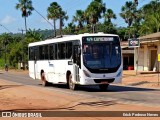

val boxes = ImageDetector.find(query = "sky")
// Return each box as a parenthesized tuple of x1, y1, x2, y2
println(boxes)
(0, 0, 151, 34)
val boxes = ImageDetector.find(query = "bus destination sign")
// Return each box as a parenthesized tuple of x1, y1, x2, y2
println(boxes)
(83, 37, 114, 42)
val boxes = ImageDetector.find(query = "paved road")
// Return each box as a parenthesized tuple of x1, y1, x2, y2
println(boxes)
(1, 72, 160, 107)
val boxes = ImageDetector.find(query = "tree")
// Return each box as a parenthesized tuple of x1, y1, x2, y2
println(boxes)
(0, 33, 14, 67)
(104, 9, 116, 23)
(120, 1, 138, 38)
(72, 10, 85, 29)
(8, 42, 23, 68)
(85, 0, 106, 33)
(47, 2, 61, 37)
(120, 1, 137, 27)
(134, 0, 138, 5)
(139, 11, 160, 35)
(15, 0, 34, 32)
(59, 10, 68, 36)
(25, 29, 43, 42)
(139, 0, 160, 35)
(96, 22, 117, 34)
(63, 23, 76, 34)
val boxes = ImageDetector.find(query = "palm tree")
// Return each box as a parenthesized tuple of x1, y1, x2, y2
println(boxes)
(120, 1, 138, 38)
(120, 1, 137, 27)
(59, 10, 68, 36)
(64, 23, 76, 34)
(47, 2, 61, 37)
(134, 0, 138, 5)
(139, 0, 160, 35)
(104, 9, 116, 23)
(139, 11, 160, 34)
(25, 29, 43, 42)
(72, 10, 85, 29)
(139, 21, 153, 35)
(15, 0, 34, 32)
(85, 0, 106, 33)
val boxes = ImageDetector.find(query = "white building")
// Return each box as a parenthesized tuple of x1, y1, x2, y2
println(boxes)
(134, 32, 160, 72)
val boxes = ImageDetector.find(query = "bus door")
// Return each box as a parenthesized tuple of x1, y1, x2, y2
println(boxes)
(73, 45, 81, 83)
(34, 46, 39, 79)
(47, 44, 55, 83)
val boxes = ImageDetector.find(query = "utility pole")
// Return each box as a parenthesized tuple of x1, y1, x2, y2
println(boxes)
(18, 29, 26, 70)
(18, 29, 25, 35)
(59, 15, 62, 37)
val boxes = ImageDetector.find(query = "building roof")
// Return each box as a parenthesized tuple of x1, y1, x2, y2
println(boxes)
(139, 32, 160, 41)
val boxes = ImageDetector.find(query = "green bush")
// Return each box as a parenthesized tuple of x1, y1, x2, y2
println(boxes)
(0, 58, 5, 69)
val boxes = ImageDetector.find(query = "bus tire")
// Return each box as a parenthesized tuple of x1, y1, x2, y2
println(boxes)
(99, 84, 109, 91)
(69, 74, 77, 90)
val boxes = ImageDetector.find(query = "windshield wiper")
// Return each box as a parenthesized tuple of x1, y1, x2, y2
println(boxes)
(109, 43, 112, 63)
(115, 46, 119, 63)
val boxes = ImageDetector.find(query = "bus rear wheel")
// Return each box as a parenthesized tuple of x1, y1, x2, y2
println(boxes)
(69, 74, 77, 90)
(99, 84, 109, 91)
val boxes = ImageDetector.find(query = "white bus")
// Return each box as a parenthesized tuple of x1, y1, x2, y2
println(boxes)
(28, 33, 122, 90)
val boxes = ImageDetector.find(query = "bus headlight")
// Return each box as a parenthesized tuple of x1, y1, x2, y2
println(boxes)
(83, 70, 91, 77)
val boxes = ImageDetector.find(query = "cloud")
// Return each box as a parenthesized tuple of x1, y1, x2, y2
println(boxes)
(0, 15, 16, 24)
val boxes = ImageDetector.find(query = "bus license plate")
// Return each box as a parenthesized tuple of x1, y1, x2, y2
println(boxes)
(101, 81, 108, 84)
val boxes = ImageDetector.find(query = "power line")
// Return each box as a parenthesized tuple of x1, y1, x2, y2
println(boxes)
(34, 8, 54, 28)
(0, 24, 12, 33)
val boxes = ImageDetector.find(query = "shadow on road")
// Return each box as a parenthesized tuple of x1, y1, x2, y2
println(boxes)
(1, 100, 117, 112)
(42, 82, 160, 92)
(78, 85, 160, 92)
(0, 85, 24, 90)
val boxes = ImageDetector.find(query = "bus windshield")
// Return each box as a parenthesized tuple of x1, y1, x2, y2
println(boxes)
(82, 36, 121, 72)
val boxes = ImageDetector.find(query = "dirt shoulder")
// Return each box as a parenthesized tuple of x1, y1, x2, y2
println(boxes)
(122, 70, 160, 89)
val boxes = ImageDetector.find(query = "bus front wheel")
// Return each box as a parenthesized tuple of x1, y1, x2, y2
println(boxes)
(99, 84, 109, 91)
(69, 74, 77, 90)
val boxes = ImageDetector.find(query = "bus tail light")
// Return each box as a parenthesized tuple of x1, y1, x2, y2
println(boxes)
(83, 70, 91, 77)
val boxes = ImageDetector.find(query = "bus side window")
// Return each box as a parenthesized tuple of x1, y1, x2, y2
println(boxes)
(39, 46, 44, 60)
(62, 43, 66, 59)
(44, 45, 48, 60)
(58, 43, 65, 59)
(29, 47, 34, 60)
(57, 43, 61, 59)
(34, 46, 39, 60)
(49, 44, 54, 60)
(66, 42, 72, 59)
(55, 44, 57, 59)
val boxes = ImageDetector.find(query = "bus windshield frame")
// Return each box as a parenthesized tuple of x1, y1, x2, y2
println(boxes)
(82, 36, 121, 73)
